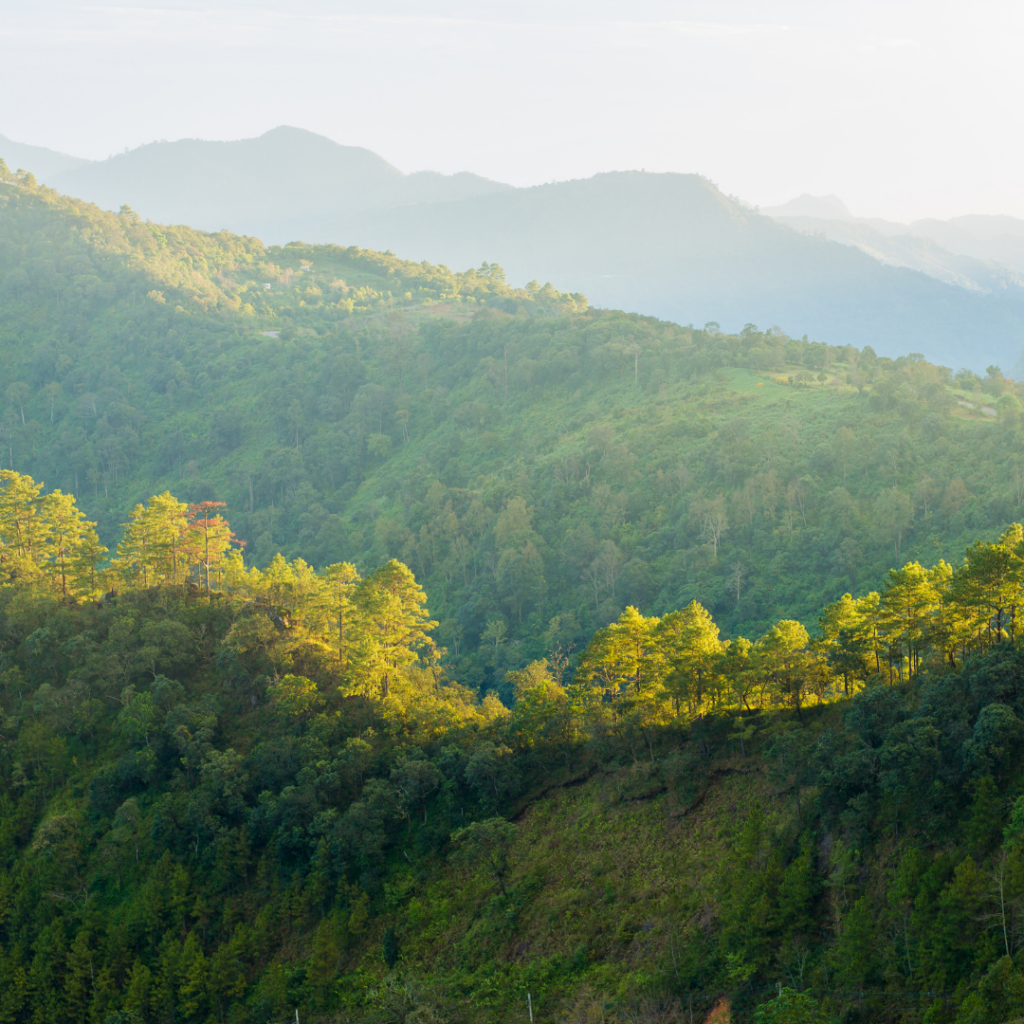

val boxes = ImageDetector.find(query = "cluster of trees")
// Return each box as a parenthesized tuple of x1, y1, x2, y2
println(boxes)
(17, 462, 1024, 741)
(248, 245, 589, 322)
(817, 524, 1024, 684)
(541, 524, 1024, 735)
(0, 470, 106, 598)
(758, 642, 1024, 1022)
(572, 601, 818, 726)
(0, 470, 441, 703)
(0, 470, 251, 602)
(0, 485, 511, 1020)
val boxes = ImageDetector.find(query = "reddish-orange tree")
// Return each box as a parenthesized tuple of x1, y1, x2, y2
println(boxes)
(185, 502, 243, 594)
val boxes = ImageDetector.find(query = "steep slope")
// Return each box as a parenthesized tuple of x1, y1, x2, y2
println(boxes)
(47, 126, 512, 239)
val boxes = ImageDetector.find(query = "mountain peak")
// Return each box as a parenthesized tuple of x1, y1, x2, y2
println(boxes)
(762, 193, 854, 220)
(0, 132, 91, 179)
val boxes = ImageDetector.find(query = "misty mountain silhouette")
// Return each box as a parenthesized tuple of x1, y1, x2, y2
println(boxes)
(764, 193, 1024, 286)
(909, 216, 1024, 273)
(341, 171, 1024, 372)
(0, 133, 90, 180)
(762, 193, 856, 221)
(5, 126, 1024, 371)
(39, 127, 512, 240)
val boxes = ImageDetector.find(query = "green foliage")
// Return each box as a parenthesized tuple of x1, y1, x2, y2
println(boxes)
(450, 817, 518, 897)
(1, 511, 1024, 1019)
(753, 989, 830, 1024)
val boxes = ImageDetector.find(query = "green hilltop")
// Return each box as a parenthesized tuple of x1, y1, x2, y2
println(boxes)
(5, 167, 1024, 1022)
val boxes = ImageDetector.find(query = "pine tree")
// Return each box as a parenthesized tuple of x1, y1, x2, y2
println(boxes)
(176, 931, 209, 1020)
(755, 620, 811, 716)
(575, 607, 661, 701)
(323, 561, 362, 674)
(184, 501, 241, 594)
(950, 524, 1024, 646)
(880, 561, 942, 677)
(38, 490, 106, 599)
(659, 601, 724, 717)
(122, 959, 153, 1020)
(354, 559, 437, 699)
(0, 470, 45, 585)
(817, 593, 872, 696)
(114, 492, 188, 589)
(62, 929, 95, 1024)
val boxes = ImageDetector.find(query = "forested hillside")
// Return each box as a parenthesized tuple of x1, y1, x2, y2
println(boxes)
(1, 164, 1023, 697)
(4, 469, 1024, 1022)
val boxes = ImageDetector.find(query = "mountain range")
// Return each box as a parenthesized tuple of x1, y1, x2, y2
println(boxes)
(5, 126, 1024, 373)
(763, 193, 1024, 289)
(0, 131, 90, 180)
(27, 126, 512, 240)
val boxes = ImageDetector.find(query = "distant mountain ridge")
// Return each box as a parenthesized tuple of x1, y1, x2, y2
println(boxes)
(0, 133, 91, 180)
(5, 127, 1024, 371)
(764, 192, 1024, 286)
(766, 213, 1024, 295)
(36, 126, 514, 240)
(762, 193, 859, 221)
(336, 170, 1024, 373)
(910, 215, 1024, 271)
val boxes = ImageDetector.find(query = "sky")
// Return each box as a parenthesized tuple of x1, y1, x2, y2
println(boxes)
(2, 0, 1023, 222)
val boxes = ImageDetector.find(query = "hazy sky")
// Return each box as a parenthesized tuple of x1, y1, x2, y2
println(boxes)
(3, 0, 1023, 222)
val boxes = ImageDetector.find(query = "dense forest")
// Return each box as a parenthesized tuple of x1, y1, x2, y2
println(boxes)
(1, 162, 1023, 698)
(3, 473, 1024, 1021)
(6, 164, 1024, 1022)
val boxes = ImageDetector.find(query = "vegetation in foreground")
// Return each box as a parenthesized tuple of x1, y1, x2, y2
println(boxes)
(4, 473, 1024, 1021)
